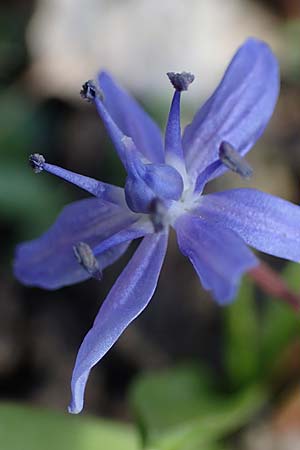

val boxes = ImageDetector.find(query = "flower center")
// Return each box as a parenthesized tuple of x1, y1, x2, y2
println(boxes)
(148, 178, 200, 232)
(124, 162, 184, 214)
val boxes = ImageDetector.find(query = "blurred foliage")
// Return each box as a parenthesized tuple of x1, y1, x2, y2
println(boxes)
(126, 262, 300, 450)
(225, 279, 260, 388)
(260, 262, 300, 373)
(282, 19, 300, 82)
(0, 403, 139, 450)
(130, 365, 265, 450)
(0, 6, 31, 84)
(225, 262, 300, 390)
(0, 91, 68, 239)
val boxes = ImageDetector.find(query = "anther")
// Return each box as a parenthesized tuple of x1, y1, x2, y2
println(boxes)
(73, 242, 102, 281)
(219, 141, 253, 179)
(149, 198, 167, 233)
(29, 153, 45, 173)
(167, 72, 194, 91)
(80, 80, 103, 102)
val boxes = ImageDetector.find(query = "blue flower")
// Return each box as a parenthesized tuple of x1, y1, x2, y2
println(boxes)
(14, 38, 300, 413)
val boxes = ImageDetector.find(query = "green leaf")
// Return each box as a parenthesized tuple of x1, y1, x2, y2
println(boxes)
(282, 261, 300, 292)
(130, 364, 216, 438)
(282, 19, 300, 82)
(224, 278, 260, 388)
(0, 92, 39, 158)
(130, 365, 266, 450)
(260, 262, 300, 373)
(0, 403, 140, 450)
(0, 163, 68, 237)
(149, 385, 265, 450)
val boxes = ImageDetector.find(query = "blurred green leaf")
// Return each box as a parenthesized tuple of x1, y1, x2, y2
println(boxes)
(282, 19, 300, 83)
(281, 261, 300, 292)
(260, 262, 300, 373)
(224, 278, 260, 388)
(0, 9, 29, 83)
(0, 403, 140, 450)
(0, 163, 68, 237)
(0, 92, 39, 158)
(0, 90, 70, 239)
(151, 385, 264, 450)
(130, 365, 265, 450)
(225, 264, 300, 386)
(130, 364, 216, 436)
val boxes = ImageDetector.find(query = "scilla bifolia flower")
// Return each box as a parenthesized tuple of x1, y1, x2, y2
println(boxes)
(14, 38, 300, 413)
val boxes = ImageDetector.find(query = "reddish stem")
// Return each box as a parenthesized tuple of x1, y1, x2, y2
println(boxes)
(248, 262, 300, 311)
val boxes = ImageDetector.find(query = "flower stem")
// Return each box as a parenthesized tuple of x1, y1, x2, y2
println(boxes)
(248, 262, 300, 311)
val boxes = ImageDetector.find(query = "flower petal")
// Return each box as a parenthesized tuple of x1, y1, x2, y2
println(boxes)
(175, 214, 258, 304)
(195, 188, 300, 263)
(14, 198, 139, 289)
(98, 71, 164, 164)
(68, 232, 168, 414)
(182, 38, 279, 179)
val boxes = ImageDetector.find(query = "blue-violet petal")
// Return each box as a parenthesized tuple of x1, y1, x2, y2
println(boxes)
(175, 214, 258, 304)
(98, 71, 164, 164)
(14, 198, 138, 289)
(68, 232, 168, 413)
(195, 188, 300, 262)
(182, 38, 279, 180)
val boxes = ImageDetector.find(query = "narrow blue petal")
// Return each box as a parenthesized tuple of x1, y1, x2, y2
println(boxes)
(14, 198, 138, 289)
(39, 159, 126, 205)
(194, 160, 222, 194)
(195, 188, 300, 262)
(68, 232, 168, 414)
(98, 71, 164, 164)
(175, 214, 258, 304)
(182, 38, 279, 180)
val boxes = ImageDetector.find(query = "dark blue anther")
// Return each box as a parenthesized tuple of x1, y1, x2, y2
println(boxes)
(219, 141, 253, 179)
(167, 72, 195, 91)
(29, 153, 45, 174)
(80, 80, 103, 102)
(73, 242, 102, 281)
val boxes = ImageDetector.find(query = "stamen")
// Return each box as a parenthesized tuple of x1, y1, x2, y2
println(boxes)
(194, 160, 222, 194)
(219, 141, 253, 179)
(80, 80, 104, 102)
(149, 198, 167, 232)
(29, 153, 124, 203)
(81, 81, 149, 172)
(93, 220, 153, 256)
(83, 81, 140, 169)
(73, 242, 102, 281)
(165, 72, 194, 171)
(167, 72, 194, 92)
(29, 153, 45, 173)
